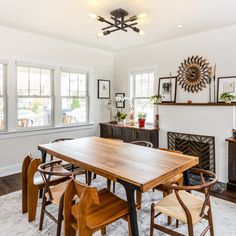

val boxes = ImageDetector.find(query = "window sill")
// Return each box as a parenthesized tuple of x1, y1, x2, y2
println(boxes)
(0, 123, 95, 140)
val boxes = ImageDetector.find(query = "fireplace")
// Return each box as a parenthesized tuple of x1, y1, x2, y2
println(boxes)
(167, 132, 215, 173)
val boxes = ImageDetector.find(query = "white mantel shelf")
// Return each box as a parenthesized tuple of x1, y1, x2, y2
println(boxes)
(155, 102, 236, 106)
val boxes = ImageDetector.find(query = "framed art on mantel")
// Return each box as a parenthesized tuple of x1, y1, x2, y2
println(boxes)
(158, 76, 177, 103)
(115, 93, 125, 108)
(98, 80, 110, 99)
(217, 76, 236, 103)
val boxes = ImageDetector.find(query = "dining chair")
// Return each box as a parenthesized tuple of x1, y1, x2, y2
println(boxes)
(37, 160, 87, 236)
(64, 176, 131, 236)
(107, 140, 153, 209)
(50, 138, 92, 184)
(150, 168, 217, 236)
(21, 154, 69, 222)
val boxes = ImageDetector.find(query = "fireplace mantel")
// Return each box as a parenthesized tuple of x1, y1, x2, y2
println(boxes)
(158, 104, 235, 183)
(155, 102, 236, 106)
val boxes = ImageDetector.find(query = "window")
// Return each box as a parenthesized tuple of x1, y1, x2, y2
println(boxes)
(0, 64, 6, 131)
(61, 71, 88, 125)
(131, 70, 155, 124)
(17, 65, 53, 128)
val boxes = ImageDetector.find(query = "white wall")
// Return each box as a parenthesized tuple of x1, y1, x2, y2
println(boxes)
(0, 26, 114, 176)
(114, 25, 236, 183)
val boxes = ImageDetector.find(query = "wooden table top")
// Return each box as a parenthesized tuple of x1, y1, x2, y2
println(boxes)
(38, 137, 198, 192)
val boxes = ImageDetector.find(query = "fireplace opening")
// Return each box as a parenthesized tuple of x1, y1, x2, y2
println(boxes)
(167, 131, 216, 186)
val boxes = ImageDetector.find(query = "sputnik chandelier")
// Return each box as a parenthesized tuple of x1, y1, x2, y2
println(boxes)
(89, 8, 147, 37)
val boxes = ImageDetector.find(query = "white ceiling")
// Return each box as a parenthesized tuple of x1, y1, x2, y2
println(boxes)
(0, 0, 236, 51)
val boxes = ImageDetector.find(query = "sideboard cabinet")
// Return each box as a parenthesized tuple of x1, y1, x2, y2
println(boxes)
(99, 122, 159, 148)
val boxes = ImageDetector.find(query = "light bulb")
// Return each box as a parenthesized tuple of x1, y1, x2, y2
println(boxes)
(139, 30, 145, 36)
(89, 13, 97, 19)
(138, 13, 147, 19)
(96, 32, 103, 38)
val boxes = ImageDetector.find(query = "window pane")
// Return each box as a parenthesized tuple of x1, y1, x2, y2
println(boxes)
(41, 69, 51, 96)
(79, 74, 87, 96)
(17, 98, 51, 127)
(134, 99, 154, 123)
(148, 72, 154, 96)
(17, 66, 29, 96)
(29, 68, 40, 96)
(62, 98, 87, 125)
(0, 64, 3, 95)
(70, 73, 78, 96)
(134, 74, 142, 97)
(0, 97, 4, 130)
(142, 73, 149, 97)
(61, 72, 69, 96)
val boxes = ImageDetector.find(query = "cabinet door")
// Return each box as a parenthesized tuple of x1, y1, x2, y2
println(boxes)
(100, 125, 112, 138)
(112, 127, 123, 139)
(135, 130, 150, 142)
(229, 143, 236, 182)
(123, 129, 135, 143)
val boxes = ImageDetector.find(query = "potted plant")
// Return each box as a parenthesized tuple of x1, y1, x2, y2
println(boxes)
(220, 92, 236, 103)
(150, 95, 164, 104)
(137, 112, 147, 128)
(116, 111, 127, 125)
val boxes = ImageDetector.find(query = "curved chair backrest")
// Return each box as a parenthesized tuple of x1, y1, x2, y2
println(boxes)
(64, 176, 99, 235)
(50, 138, 75, 143)
(130, 140, 153, 148)
(163, 168, 217, 221)
(49, 138, 75, 161)
(38, 160, 72, 201)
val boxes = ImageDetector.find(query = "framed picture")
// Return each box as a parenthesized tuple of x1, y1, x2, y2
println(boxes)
(158, 76, 177, 103)
(115, 93, 125, 108)
(217, 76, 236, 103)
(98, 80, 110, 99)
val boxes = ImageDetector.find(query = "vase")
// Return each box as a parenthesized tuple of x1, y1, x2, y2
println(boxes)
(225, 99, 232, 104)
(138, 118, 145, 128)
(118, 119, 126, 125)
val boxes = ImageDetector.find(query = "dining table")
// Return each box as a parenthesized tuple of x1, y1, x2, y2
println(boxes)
(38, 136, 199, 236)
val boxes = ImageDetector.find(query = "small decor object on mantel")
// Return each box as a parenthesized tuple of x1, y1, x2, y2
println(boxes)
(217, 76, 236, 103)
(177, 55, 212, 93)
(137, 112, 146, 128)
(219, 92, 236, 103)
(158, 75, 177, 102)
(232, 129, 236, 139)
(98, 80, 110, 99)
(116, 111, 127, 125)
(150, 94, 164, 104)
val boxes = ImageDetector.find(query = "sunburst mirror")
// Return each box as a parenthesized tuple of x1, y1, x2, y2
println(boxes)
(177, 55, 212, 93)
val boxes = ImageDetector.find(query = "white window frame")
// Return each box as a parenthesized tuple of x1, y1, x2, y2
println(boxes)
(130, 68, 156, 124)
(0, 62, 7, 132)
(60, 69, 89, 126)
(16, 64, 54, 130)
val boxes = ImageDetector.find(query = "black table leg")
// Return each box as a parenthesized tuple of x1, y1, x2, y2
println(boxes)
(118, 179, 139, 236)
(183, 170, 190, 186)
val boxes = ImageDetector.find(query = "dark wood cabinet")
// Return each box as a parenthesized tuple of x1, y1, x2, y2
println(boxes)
(226, 137, 236, 192)
(100, 122, 159, 148)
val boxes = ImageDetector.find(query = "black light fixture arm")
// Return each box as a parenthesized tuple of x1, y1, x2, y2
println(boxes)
(93, 8, 145, 36)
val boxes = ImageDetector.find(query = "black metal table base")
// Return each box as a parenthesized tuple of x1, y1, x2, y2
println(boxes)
(118, 179, 139, 236)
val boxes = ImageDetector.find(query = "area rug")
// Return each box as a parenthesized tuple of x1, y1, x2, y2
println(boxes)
(0, 176, 236, 236)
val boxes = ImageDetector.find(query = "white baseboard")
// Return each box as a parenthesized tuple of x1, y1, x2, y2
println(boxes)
(0, 164, 21, 177)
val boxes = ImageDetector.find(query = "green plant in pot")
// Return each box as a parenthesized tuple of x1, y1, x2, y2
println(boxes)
(220, 92, 236, 103)
(116, 111, 127, 125)
(137, 112, 147, 128)
(150, 94, 164, 103)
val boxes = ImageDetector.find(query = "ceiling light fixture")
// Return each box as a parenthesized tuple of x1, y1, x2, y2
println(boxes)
(89, 8, 147, 37)
(177, 24, 183, 28)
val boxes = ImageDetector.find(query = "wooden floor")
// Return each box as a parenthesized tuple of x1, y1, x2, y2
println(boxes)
(0, 173, 236, 203)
